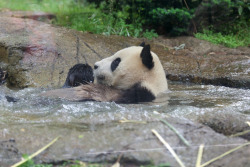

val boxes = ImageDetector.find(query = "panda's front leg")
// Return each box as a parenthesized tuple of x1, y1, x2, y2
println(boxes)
(75, 83, 155, 104)
(75, 83, 122, 102)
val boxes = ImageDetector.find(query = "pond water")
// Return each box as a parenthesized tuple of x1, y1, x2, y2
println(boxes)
(1, 82, 249, 125)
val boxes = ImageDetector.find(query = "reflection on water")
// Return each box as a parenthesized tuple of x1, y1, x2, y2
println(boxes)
(0, 82, 249, 125)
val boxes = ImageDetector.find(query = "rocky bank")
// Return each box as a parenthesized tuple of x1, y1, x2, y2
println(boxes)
(0, 12, 249, 167)
(0, 13, 249, 89)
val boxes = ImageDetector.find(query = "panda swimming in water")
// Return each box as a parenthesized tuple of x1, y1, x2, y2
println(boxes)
(43, 42, 168, 104)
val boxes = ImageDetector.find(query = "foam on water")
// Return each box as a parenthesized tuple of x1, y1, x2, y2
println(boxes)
(0, 83, 249, 125)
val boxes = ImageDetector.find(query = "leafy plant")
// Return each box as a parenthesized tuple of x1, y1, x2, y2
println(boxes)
(19, 154, 52, 167)
(195, 29, 249, 48)
(143, 29, 158, 40)
(149, 7, 193, 36)
(0, 0, 150, 38)
(1, 0, 249, 44)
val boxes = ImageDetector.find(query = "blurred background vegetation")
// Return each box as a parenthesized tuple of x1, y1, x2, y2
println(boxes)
(0, 0, 249, 48)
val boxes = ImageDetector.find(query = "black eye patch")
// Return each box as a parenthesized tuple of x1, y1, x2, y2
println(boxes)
(111, 58, 121, 72)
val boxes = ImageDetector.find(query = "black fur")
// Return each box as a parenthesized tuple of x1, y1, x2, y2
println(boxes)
(139, 42, 145, 47)
(63, 63, 94, 88)
(111, 58, 121, 72)
(117, 83, 155, 104)
(140, 45, 154, 70)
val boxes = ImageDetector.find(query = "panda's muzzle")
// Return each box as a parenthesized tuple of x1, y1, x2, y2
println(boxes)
(97, 75, 105, 81)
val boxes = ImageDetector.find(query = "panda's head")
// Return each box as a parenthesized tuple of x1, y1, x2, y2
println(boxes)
(93, 43, 168, 96)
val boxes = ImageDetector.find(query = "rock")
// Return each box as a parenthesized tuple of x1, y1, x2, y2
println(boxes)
(0, 16, 249, 88)
(0, 10, 55, 23)
(198, 112, 250, 140)
(0, 117, 249, 167)
(152, 36, 250, 89)
(0, 16, 140, 88)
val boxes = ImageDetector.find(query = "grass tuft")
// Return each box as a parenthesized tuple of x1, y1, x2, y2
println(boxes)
(0, 0, 157, 39)
(195, 29, 250, 48)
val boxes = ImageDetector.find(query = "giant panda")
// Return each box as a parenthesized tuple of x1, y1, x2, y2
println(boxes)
(43, 42, 168, 104)
(74, 42, 168, 103)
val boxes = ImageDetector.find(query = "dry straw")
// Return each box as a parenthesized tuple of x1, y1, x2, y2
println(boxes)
(11, 136, 60, 167)
(152, 129, 185, 167)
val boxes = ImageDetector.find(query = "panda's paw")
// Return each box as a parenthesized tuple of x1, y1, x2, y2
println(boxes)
(75, 83, 122, 102)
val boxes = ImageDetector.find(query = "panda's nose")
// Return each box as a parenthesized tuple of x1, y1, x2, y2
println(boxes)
(97, 75, 105, 81)
(94, 65, 98, 70)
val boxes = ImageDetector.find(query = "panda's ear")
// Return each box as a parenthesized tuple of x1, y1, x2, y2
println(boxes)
(140, 44, 154, 69)
(139, 42, 145, 47)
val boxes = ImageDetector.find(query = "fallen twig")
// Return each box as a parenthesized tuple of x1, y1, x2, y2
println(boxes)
(230, 130, 250, 138)
(200, 142, 250, 167)
(245, 121, 250, 126)
(119, 118, 147, 124)
(160, 119, 190, 147)
(195, 144, 204, 167)
(111, 154, 122, 167)
(11, 136, 60, 167)
(152, 129, 185, 167)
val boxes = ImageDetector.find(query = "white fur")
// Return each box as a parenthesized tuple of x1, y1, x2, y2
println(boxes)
(94, 46, 168, 97)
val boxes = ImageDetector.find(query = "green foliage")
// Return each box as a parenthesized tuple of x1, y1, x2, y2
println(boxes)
(19, 154, 52, 167)
(149, 7, 193, 36)
(195, 0, 250, 47)
(143, 29, 158, 40)
(0, 0, 88, 13)
(209, 0, 249, 17)
(195, 29, 250, 48)
(200, 0, 249, 33)
(0, 0, 153, 39)
(0, 0, 249, 46)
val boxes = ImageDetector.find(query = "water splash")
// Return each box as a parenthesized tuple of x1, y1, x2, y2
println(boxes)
(0, 83, 249, 125)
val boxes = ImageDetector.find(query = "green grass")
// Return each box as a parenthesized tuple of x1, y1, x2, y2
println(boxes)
(0, 0, 91, 14)
(0, 0, 157, 39)
(1, 0, 247, 46)
(195, 29, 250, 48)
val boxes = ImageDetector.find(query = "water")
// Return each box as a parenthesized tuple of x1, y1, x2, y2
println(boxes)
(1, 82, 249, 125)
(1, 82, 250, 166)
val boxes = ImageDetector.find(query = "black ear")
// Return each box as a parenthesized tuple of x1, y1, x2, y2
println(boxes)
(139, 42, 145, 47)
(140, 44, 154, 69)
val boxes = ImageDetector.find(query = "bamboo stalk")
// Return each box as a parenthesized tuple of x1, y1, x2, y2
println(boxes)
(11, 136, 60, 167)
(160, 119, 190, 147)
(152, 129, 185, 167)
(246, 121, 250, 126)
(119, 118, 147, 124)
(200, 142, 250, 167)
(195, 144, 204, 167)
(230, 130, 250, 137)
